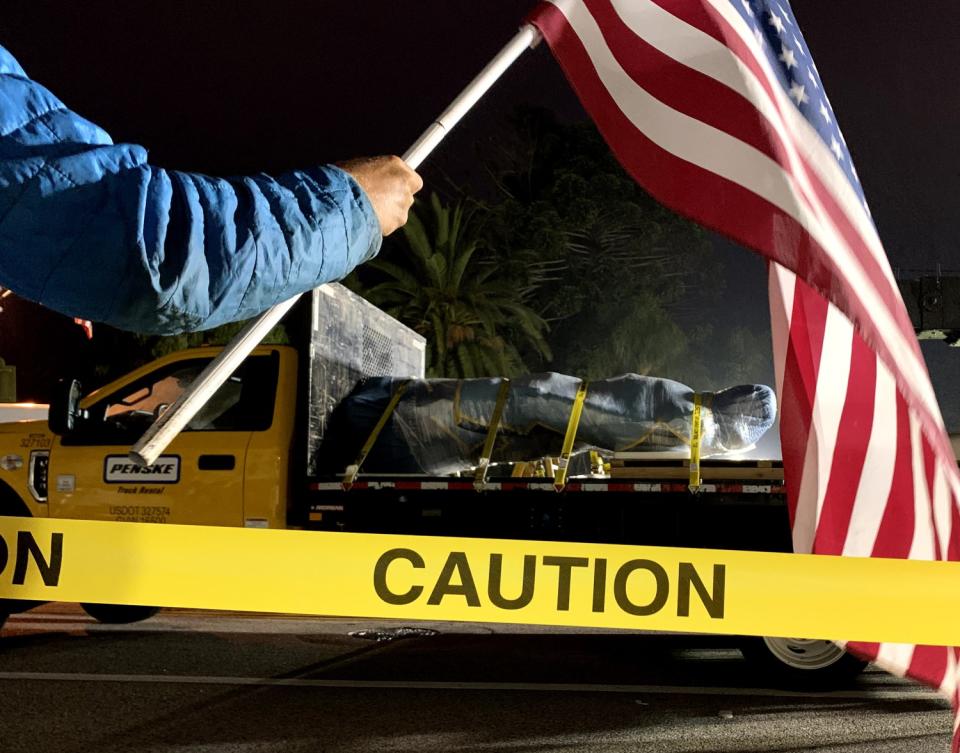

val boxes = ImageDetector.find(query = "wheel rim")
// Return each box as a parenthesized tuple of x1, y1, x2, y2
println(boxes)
(762, 637, 846, 670)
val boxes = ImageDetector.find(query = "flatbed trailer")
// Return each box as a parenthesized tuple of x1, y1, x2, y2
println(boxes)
(304, 473, 791, 555)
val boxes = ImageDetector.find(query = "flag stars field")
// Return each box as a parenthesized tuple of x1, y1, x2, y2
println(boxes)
(768, 11, 786, 33)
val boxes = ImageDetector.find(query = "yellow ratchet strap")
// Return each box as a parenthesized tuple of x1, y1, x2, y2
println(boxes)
(474, 378, 512, 490)
(342, 380, 411, 489)
(689, 393, 703, 490)
(554, 380, 589, 492)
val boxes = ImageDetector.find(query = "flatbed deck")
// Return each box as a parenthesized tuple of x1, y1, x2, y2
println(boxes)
(303, 461, 791, 554)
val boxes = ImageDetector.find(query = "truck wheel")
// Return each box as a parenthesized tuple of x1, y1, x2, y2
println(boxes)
(740, 637, 867, 687)
(80, 604, 160, 624)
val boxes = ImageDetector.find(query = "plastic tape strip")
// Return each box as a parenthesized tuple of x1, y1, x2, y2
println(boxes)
(554, 380, 588, 491)
(342, 380, 410, 488)
(2, 517, 960, 645)
(689, 394, 702, 489)
(474, 378, 512, 490)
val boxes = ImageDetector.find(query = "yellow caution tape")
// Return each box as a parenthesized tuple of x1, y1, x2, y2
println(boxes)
(2, 517, 960, 645)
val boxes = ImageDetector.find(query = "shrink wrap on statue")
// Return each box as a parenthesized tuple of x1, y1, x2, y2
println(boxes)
(318, 373, 777, 476)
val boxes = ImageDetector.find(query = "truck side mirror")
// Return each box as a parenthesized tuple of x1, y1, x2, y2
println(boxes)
(48, 378, 85, 436)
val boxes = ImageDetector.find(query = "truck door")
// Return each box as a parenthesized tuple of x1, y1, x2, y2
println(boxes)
(47, 353, 279, 527)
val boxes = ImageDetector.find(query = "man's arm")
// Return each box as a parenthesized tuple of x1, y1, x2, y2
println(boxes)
(0, 45, 420, 335)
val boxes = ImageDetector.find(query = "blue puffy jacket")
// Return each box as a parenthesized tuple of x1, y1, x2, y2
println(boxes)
(0, 45, 381, 334)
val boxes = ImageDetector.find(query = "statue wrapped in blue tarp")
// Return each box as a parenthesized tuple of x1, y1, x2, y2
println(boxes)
(319, 373, 777, 476)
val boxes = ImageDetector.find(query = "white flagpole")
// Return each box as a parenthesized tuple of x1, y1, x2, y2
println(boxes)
(130, 24, 542, 467)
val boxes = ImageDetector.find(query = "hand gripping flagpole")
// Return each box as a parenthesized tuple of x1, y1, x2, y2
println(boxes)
(129, 24, 541, 467)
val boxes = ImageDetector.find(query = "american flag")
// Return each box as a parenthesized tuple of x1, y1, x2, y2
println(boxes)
(526, 0, 960, 745)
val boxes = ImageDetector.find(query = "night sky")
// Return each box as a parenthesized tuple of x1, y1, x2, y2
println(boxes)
(1, 1, 958, 423)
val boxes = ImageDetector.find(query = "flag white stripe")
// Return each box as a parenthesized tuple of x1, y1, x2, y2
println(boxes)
(908, 413, 935, 560)
(842, 358, 898, 557)
(791, 303, 853, 552)
(875, 642, 916, 678)
(547, 0, 943, 424)
(792, 418, 820, 552)
(949, 470, 960, 514)
(933, 462, 953, 560)
(945, 649, 958, 702)
(811, 306, 854, 530)
(768, 262, 795, 399)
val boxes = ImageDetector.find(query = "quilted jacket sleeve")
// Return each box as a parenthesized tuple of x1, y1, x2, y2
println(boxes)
(0, 45, 382, 334)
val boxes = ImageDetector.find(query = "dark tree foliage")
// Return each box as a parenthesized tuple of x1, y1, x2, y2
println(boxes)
(350, 108, 775, 389)
(473, 108, 721, 382)
(349, 194, 551, 378)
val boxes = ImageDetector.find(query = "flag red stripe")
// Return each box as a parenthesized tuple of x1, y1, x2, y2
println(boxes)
(778, 279, 828, 528)
(907, 644, 949, 693)
(921, 435, 944, 561)
(870, 395, 914, 559)
(846, 640, 881, 664)
(950, 493, 960, 561)
(813, 331, 876, 555)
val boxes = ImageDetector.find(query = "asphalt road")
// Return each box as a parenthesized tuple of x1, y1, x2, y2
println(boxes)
(0, 605, 952, 753)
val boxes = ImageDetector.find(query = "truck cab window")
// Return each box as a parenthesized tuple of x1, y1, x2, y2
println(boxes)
(106, 366, 202, 424)
(75, 354, 279, 442)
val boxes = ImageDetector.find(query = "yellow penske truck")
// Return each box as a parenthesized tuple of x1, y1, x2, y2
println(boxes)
(0, 284, 864, 684)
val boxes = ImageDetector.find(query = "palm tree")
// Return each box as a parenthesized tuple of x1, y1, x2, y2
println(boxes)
(359, 194, 551, 378)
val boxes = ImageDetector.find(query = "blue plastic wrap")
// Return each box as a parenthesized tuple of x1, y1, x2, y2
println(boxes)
(319, 373, 777, 476)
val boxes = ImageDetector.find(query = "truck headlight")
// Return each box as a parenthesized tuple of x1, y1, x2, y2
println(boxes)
(0, 454, 23, 471)
(28, 450, 49, 502)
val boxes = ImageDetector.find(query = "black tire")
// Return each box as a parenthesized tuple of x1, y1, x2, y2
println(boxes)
(0, 611, 7, 632)
(80, 604, 161, 624)
(740, 636, 868, 688)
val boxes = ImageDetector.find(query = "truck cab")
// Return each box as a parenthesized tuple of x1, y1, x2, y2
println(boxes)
(0, 284, 426, 529)
(0, 345, 299, 528)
